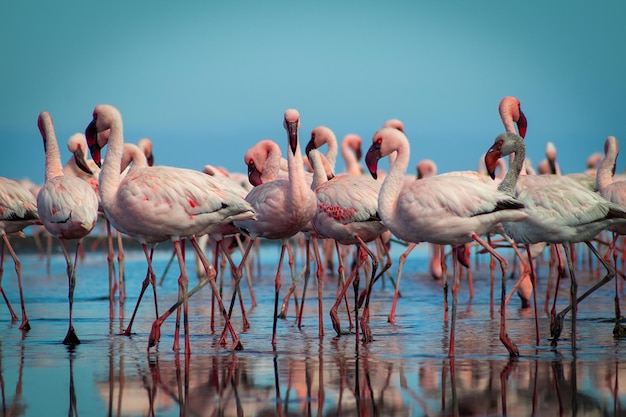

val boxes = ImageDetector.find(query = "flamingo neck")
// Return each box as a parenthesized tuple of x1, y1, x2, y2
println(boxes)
(597, 138, 617, 194)
(262, 141, 283, 183)
(308, 149, 333, 190)
(342, 141, 362, 176)
(99, 116, 125, 208)
(499, 137, 526, 196)
(41, 117, 64, 181)
(379, 139, 410, 217)
(287, 137, 309, 202)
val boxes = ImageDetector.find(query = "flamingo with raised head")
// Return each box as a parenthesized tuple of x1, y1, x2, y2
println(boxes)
(0, 177, 40, 330)
(37, 111, 99, 345)
(307, 148, 389, 339)
(365, 127, 529, 357)
(233, 108, 317, 347)
(85, 104, 255, 353)
(341, 134, 364, 176)
(485, 132, 626, 350)
(595, 135, 626, 336)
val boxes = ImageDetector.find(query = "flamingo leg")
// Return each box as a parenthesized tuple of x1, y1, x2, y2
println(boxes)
(471, 233, 518, 357)
(60, 239, 81, 345)
(105, 219, 117, 320)
(551, 241, 617, 347)
(388, 242, 417, 324)
(122, 244, 156, 336)
(310, 234, 325, 337)
(0, 233, 20, 324)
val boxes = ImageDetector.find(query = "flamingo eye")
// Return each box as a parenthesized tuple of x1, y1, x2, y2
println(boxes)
(376, 137, 383, 145)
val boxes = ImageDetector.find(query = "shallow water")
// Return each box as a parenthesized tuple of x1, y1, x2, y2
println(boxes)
(1, 237, 626, 417)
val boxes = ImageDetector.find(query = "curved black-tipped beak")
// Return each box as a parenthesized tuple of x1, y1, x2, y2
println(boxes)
(85, 119, 102, 168)
(247, 161, 262, 186)
(146, 152, 154, 167)
(355, 146, 362, 162)
(517, 109, 528, 139)
(484, 145, 502, 180)
(285, 119, 299, 155)
(305, 136, 316, 157)
(365, 142, 382, 180)
(73, 149, 93, 175)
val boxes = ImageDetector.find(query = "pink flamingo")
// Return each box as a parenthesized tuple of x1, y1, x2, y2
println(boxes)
(365, 127, 529, 357)
(485, 132, 626, 350)
(37, 111, 100, 345)
(85, 104, 255, 353)
(341, 134, 364, 176)
(0, 177, 41, 330)
(233, 108, 317, 347)
(307, 148, 389, 340)
(595, 135, 626, 335)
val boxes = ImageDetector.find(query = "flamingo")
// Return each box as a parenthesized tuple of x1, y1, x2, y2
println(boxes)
(62, 133, 101, 188)
(37, 111, 100, 345)
(341, 134, 364, 176)
(365, 127, 529, 357)
(85, 104, 255, 353)
(485, 132, 626, 350)
(233, 108, 317, 347)
(0, 177, 41, 330)
(595, 135, 626, 336)
(307, 148, 389, 340)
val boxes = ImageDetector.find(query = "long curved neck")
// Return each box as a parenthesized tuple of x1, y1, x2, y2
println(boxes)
(342, 140, 362, 176)
(40, 115, 64, 181)
(379, 138, 410, 216)
(323, 132, 338, 173)
(287, 134, 309, 203)
(261, 141, 283, 182)
(498, 138, 526, 196)
(597, 138, 617, 193)
(99, 115, 125, 207)
(308, 149, 333, 190)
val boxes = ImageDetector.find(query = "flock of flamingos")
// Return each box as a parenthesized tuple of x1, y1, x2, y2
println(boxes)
(1, 96, 626, 359)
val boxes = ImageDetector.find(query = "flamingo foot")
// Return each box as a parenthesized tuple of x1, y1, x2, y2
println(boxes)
(360, 308, 373, 342)
(63, 326, 81, 346)
(613, 322, 626, 338)
(147, 320, 162, 349)
(550, 312, 565, 347)
(19, 318, 31, 331)
(330, 308, 342, 336)
(499, 332, 519, 357)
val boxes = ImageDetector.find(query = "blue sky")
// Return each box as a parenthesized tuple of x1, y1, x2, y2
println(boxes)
(1, 1, 625, 185)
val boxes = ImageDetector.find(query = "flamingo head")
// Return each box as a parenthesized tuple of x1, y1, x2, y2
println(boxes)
(498, 96, 527, 138)
(85, 118, 102, 167)
(37, 111, 53, 153)
(365, 136, 383, 180)
(283, 109, 300, 155)
(485, 132, 522, 179)
(246, 159, 263, 186)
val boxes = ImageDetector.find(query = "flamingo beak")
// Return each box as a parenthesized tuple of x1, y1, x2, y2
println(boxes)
(73, 149, 93, 175)
(517, 109, 528, 139)
(354, 146, 362, 162)
(365, 142, 382, 180)
(484, 143, 503, 180)
(247, 161, 262, 186)
(85, 118, 102, 168)
(305, 136, 316, 157)
(146, 152, 154, 167)
(285, 119, 299, 155)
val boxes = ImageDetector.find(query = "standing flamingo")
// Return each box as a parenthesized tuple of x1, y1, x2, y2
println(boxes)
(233, 108, 317, 347)
(341, 134, 364, 176)
(365, 127, 529, 356)
(37, 111, 99, 345)
(485, 132, 626, 350)
(85, 104, 255, 353)
(595, 135, 626, 336)
(0, 177, 40, 330)
(307, 148, 389, 339)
